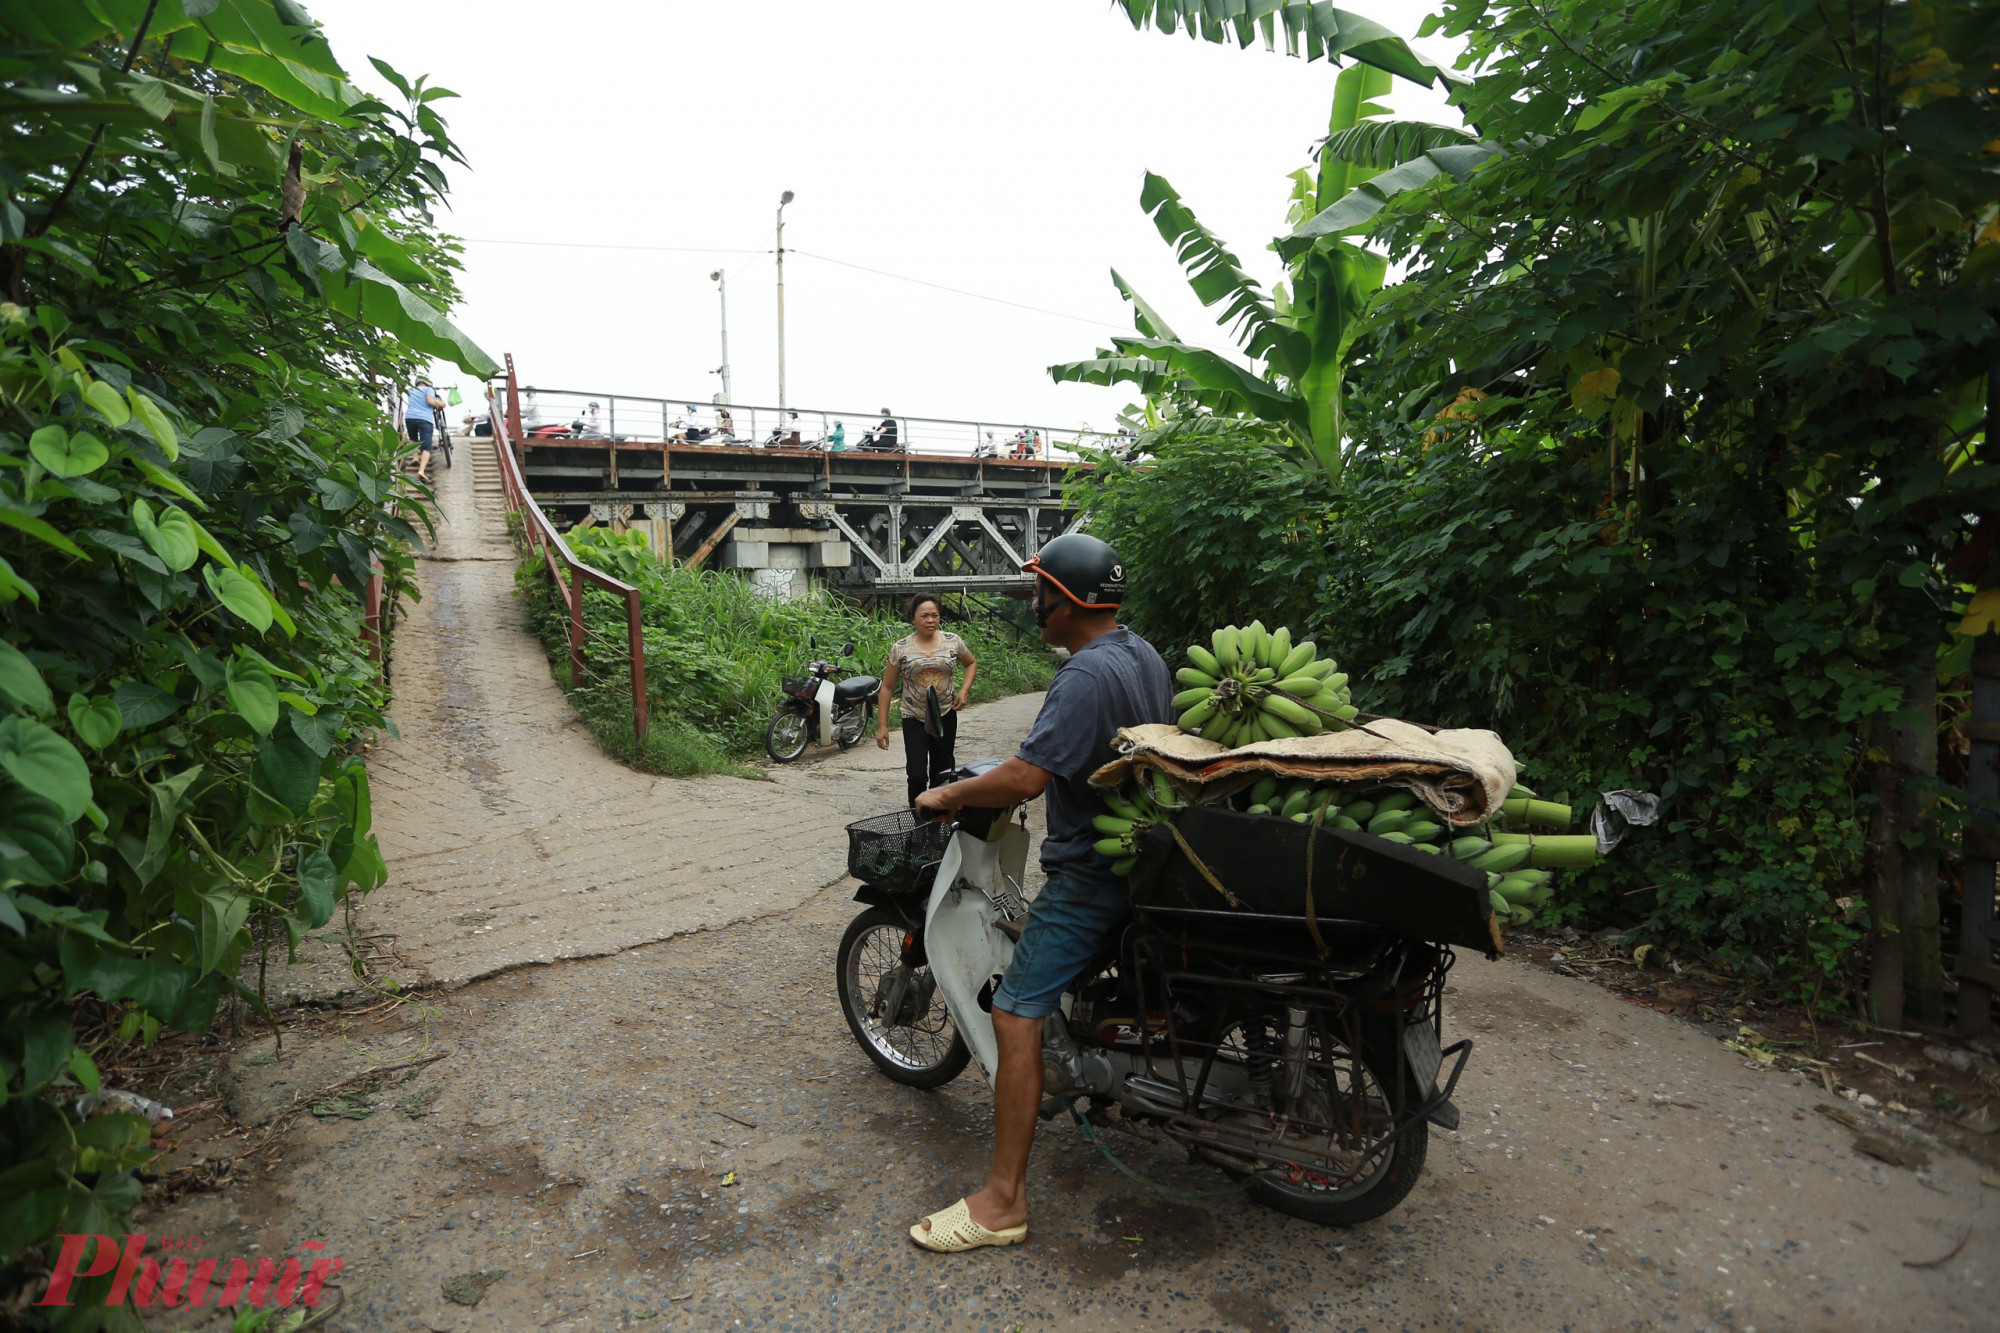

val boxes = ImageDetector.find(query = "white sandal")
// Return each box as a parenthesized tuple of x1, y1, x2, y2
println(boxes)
(909, 1198, 1028, 1253)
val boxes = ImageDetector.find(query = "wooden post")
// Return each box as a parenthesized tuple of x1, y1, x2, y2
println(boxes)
(362, 567, 383, 669)
(1962, 631, 2000, 1034)
(568, 565, 585, 687)
(626, 588, 648, 742)
(1959, 362, 2000, 1035)
(1900, 656, 1943, 1024)
(1867, 709, 1904, 1029)
(505, 353, 524, 454)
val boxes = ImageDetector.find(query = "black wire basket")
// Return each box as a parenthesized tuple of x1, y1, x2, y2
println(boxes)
(781, 675, 814, 699)
(846, 808, 951, 893)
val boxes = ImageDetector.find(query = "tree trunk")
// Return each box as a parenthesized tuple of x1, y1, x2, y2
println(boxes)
(1897, 652, 1943, 1025)
(1866, 706, 1905, 1029)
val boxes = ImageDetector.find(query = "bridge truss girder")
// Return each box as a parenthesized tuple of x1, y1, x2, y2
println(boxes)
(798, 500, 1082, 592)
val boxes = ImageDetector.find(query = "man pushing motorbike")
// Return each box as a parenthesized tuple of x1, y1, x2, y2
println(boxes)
(908, 533, 1173, 1252)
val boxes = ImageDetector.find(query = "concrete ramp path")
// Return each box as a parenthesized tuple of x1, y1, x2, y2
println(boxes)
(313, 439, 1043, 996)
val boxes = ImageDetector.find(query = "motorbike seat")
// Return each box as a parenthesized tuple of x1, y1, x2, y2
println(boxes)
(834, 675, 879, 703)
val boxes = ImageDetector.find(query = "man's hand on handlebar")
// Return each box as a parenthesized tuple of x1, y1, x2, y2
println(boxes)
(913, 785, 958, 819)
(916, 756, 1053, 820)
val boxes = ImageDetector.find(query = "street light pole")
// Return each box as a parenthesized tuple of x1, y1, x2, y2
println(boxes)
(776, 189, 793, 412)
(709, 268, 731, 403)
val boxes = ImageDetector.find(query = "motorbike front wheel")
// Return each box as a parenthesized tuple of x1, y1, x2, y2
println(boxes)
(833, 702, 870, 750)
(765, 706, 810, 763)
(836, 906, 970, 1090)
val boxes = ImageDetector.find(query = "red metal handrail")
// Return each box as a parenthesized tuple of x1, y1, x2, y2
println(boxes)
(491, 354, 649, 742)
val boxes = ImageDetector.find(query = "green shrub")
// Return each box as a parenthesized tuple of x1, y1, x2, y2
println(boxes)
(1070, 419, 1333, 658)
(517, 530, 1059, 767)
(0, 2, 484, 1307)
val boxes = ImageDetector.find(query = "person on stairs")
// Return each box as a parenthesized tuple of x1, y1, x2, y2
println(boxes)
(405, 380, 444, 481)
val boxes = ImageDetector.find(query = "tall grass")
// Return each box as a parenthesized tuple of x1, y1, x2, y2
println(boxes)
(516, 528, 1058, 775)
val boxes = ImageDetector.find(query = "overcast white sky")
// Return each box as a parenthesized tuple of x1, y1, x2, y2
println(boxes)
(316, 0, 1463, 432)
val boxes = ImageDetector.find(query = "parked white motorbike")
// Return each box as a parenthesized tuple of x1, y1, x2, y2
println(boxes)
(766, 640, 879, 763)
(835, 761, 1475, 1225)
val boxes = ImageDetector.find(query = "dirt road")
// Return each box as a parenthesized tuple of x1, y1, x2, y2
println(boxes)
(142, 453, 1995, 1331)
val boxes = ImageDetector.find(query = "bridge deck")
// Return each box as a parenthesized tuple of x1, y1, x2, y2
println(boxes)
(516, 439, 1089, 595)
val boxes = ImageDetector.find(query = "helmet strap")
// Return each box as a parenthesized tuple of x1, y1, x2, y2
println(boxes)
(1033, 581, 1060, 628)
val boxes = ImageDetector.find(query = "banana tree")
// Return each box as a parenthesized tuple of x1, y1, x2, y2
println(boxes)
(1050, 65, 1400, 485)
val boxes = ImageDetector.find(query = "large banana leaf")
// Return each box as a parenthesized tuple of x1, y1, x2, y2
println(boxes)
(1283, 140, 1506, 254)
(1321, 118, 1480, 171)
(1110, 268, 1182, 341)
(1051, 337, 1304, 431)
(1049, 351, 1180, 398)
(1114, 0, 1462, 88)
(1140, 173, 1308, 380)
(1291, 239, 1386, 482)
(1315, 64, 1393, 207)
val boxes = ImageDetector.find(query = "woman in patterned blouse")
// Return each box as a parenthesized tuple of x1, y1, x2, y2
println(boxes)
(876, 593, 979, 805)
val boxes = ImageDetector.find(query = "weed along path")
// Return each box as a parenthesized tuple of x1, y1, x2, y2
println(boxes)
(141, 457, 1995, 1331)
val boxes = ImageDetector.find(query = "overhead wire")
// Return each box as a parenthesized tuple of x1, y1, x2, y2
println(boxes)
(459, 234, 1131, 333)
(787, 248, 1126, 332)
(463, 237, 772, 255)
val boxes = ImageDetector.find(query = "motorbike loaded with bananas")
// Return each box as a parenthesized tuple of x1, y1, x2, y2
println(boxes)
(837, 589, 1618, 1227)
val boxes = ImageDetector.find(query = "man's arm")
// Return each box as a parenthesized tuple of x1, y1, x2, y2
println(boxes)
(914, 756, 1049, 816)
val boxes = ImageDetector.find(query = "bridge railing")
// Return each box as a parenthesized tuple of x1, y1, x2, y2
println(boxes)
(491, 386, 1130, 462)
(491, 359, 650, 742)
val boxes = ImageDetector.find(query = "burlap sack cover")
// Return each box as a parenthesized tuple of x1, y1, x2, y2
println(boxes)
(1091, 718, 1517, 826)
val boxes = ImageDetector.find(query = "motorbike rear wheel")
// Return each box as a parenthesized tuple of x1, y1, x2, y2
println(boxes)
(1241, 1024, 1428, 1226)
(765, 706, 810, 763)
(833, 702, 870, 750)
(836, 906, 970, 1089)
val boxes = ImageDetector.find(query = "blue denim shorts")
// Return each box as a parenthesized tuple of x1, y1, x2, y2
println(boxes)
(405, 416, 435, 451)
(993, 858, 1128, 1020)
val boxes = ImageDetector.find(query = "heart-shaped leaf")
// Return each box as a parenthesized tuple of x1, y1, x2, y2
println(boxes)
(0, 716, 91, 822)
(204, 564, 273, 632)
(0, 790, 75, 885)
(253, 730, 321, 816)
(82, 380, 129, 427)
(66, 694, 121, 749)
(224, 658, 279, 736)
(114, 681, 179, 729)
(125, 389, 179, 461)
(192, 888, 251, 975)
(28, 425, 109, 478)
(296, 849, 337, 928)
(132, 500, 199, 572)
(0, 641, 53, 715)
(285, 704, 336, 756)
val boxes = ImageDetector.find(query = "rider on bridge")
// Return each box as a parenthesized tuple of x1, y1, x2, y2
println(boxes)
(908, 533, 1173, 1252)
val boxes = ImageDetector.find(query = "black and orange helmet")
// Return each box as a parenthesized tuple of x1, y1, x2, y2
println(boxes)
(1020, 533, 1125, 609)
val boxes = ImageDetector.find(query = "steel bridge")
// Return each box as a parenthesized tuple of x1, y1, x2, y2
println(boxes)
(488, 361, 1096, 597)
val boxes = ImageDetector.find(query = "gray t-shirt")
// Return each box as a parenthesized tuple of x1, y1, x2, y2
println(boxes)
(1017, 627, 1174, 869)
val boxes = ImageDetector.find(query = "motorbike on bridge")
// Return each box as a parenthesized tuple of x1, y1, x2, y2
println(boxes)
(767, 641, 879, 763)
(834, 762, 1480, 1226)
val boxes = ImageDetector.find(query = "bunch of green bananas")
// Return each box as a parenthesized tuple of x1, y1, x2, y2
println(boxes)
(1228, 778, 1601, 927)
(1173, 621, 1359, 747)
(1092, 768, 1184, 876)
(1485, 786, 1596, 925)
